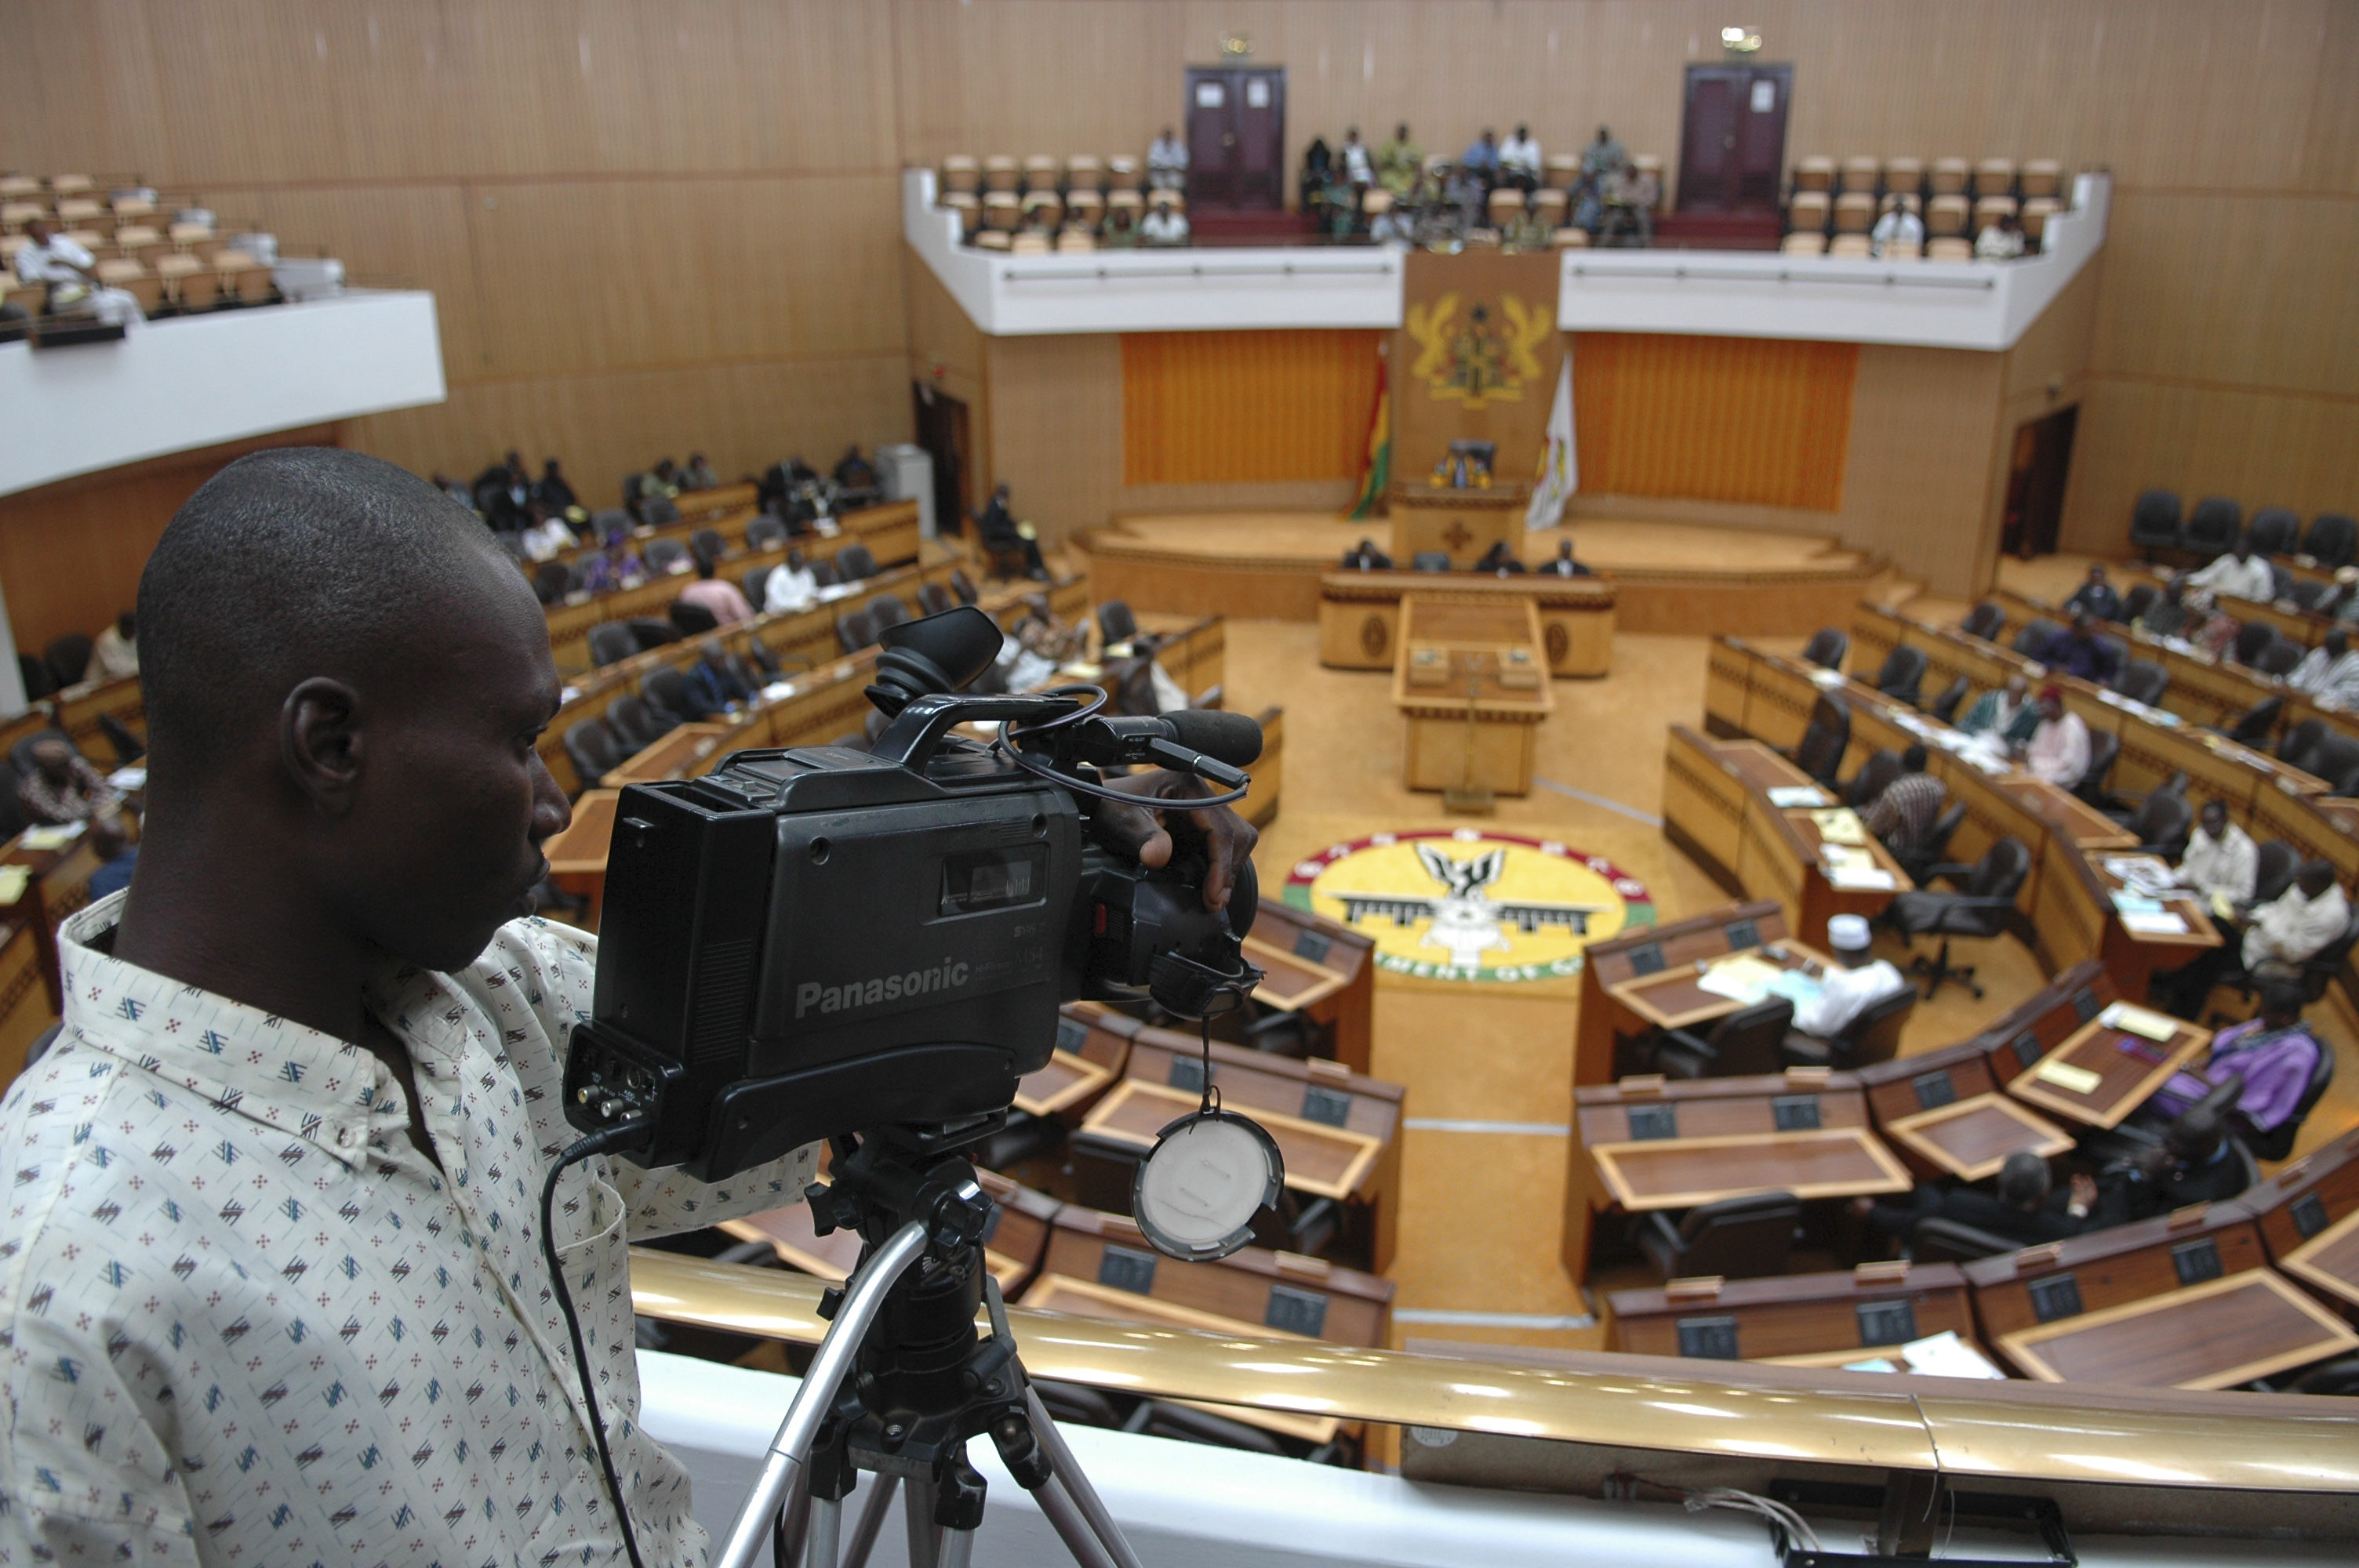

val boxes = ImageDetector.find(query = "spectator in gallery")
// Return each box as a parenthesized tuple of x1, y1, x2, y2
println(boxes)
(1147, 125, 1188, 191)
(2062, 562, 2123, 622)
(17, 736, 120, 829)
(1975, 209, 2026, 260)
(2241, 858, 2350, 984)
(1299, 136, 1333, 207)
(1377, 123, 1423, 196)
(579, 534, 645, 595)
(13, 217, 144, 328)
(1959, 671, 2037, 742)
(1366, 191, 1412, 246)
(676, 554, 754, 626)
(1141, 199, 1190, 247)
(431, 472, 476, 510)
(1870, 194, 1924, 257)
(2288, 627, 2359, 712)
(518, 507, 579, 562)
(1581, 124, 1627, 181)
(976, 482, 1048, 580)
(2021, 685, 2090, 788)
(90, 611, 139, 681)
(2185, 536, 2274, 603)
(1499, 124, 1543, 191)
(1459, 128, 1502, 192)
(1604, 158, 1657, 245)
(2037, 612, 2121, 684)
(1474, 540, 1526, 575)
(1102, 203, 1142, 247)
(681, 452, 719, 491)
(1340, 127, 1376, 190)
(1339, 538, 1392, 571)
(764, 550, 820, 614)
(1536, 539, 1594, 578)
(474, 450, 532, 527)
(533, 457, 578, 513)
(82, 811, 139, 903)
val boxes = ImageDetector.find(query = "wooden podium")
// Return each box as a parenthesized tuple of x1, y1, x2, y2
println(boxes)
(1391, 593, 1554, 808)
(1389, 481, 1528, 569)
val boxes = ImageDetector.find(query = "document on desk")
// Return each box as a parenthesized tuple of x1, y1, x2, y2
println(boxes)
(2103, 856, 2186, 899)
(20, 822, 83, 851)
(1899, 1330, 2007, 1380)
(2121, 911, 2192, 935)
(2099, 1001, 2181, 1042)
(2034, 1059, 2103, 1094)
(1820, 843, 1897, 891)
(1808, 666, 1845, 689)
(0, 865, 27, 906)
(1767, 786, 1831, 808)
(1810, 808, 1868, 845)
(1696, 953, 1787, 1005)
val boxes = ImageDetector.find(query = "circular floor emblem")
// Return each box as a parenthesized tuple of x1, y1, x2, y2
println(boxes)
(1283, 829, 1654, 983)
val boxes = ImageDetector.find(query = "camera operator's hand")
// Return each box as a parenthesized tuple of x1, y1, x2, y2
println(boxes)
(1093, 769, 1259, 913)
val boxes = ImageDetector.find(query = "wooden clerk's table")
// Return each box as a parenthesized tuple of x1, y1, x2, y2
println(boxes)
(1319, 569, 1614, 679)
(1391, 593, 1553, 803)
(1388, 481, 1527, 570)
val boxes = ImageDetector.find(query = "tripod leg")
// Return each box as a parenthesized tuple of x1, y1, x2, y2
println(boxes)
(1022, 1387, 1144, 1568)
(801, 1495, 840, 1568)
(776, 1480, 809, 1568)
(938, 1528, 975, 1568)
(903, 1474, 942, 1568)
(841, 1475, 899, 1568)
(1030, 1474, 1122, 1568)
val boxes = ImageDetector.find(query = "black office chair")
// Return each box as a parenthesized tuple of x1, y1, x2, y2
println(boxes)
(1845, 747, 1903, 808)
(2120, 583, 2158, 624)
(1801, 627, 1848, 670)
(2123, 788, 2193, 859)
(1909, 1216, 2020, 1264)
(2234, 1038, 2334, 1163)
(2230, 621, 2277, 668)
(950, 568, 980, 605)
(2129, 488, 2183, 559)
(2112, 659, 2168, 707)
(16, 655, 52, 703)
(42, 633, 93, 691)
(627, 615, 681, 652)
(1649, 998, 1796, 1080)
(1411, 551, 1451, 572)
(1033, 1380, 1123, 1432)
(533, 560, 576, 604)
(1637, 1192, 1800, 1283)
(2279, 717, 2328, 775)
(2292, 1357, 2359, 1397)
(644, 537, 691, 575)
(1887, 835, 2032, 1000)
(2296, 912, 2359, 1005)
(2304, 514, 2358, 570)
(1896, 800, 1968, 884)
(2223, 695, 2284, 747)
(689, 526, 726, 562)
(2288, 579, 2336, 612)
(1793, 693, 1851, 788)
(2308, 734, 2359, 794)
(1928, 675, 1969, 724)
(918, 582, 957, 616)
(640, 495, 682, 528)
(2245, 841, 2297, 907)
(2012, 618, 2063, 657)
(2248, 507, 2301, 557)
(746, 514, 790, 552)
(2183, 498, 2242, 558)
(837, 543, 879, 579)
(809, 559, 842, 589)
(563, 717, 622, 789)
(2074, 728, 2121, 806)
(590, 506, 631, 538)
(867, 594, 912, 630)
(2255, 641, 2303, 678)
(742, 565, 773, 608)
(1783, 982, 1915, 1070)
(668, 600, 721, 637)
(1099, 601, 1140, 646)
(587, 622, 640, 667)
(1961, 602, 2007, 641)
(1873, 645, 1928, 706)
(836, 607, 878, 654)
(603, 694, 667, 750)
(643, 666, 699, 725)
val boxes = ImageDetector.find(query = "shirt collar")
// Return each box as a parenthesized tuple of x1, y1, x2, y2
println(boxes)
(57, 894, 476, 1170)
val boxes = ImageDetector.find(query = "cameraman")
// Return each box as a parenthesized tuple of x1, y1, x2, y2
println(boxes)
(0, 450, 1254, 1566)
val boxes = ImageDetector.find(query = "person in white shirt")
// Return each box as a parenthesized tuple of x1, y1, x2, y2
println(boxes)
(1499, 124, 1543, 191)
(2288, 628, 2359, 711)
(1974, 212, 2025, 260)
(1791, 914, 1909, 1040)
(12, 217, 144, 327)
(1870, 195, 1925, 256)
(89, 611, 138, 680)
(2243, 859, 2351, 978)
(1147, 125, 1189, 191)
(2020, 686, 2091, 789)
(518, 509, 578, 561)
(1141, 202, 1190, 246)
(763, 553, 820, 613)
(2179, 797, 2259, 909)
(2185, 539, 2275, 603)
(1339, 126, 1375, 188)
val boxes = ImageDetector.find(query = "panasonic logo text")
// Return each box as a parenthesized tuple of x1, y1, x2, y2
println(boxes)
(797, 960, 972, 1019)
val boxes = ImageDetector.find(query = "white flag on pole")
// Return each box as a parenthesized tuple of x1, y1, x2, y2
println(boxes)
(1525, 347, 1577, 531)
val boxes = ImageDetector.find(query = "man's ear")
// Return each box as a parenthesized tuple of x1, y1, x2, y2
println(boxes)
(281, 677, 366, 812)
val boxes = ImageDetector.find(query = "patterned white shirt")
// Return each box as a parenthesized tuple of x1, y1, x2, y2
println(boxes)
(0, 897, 816, 1566)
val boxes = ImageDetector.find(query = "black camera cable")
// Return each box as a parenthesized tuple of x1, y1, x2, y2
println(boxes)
(539, 1116, 656, 1568)
(994, 687, 1252, 810)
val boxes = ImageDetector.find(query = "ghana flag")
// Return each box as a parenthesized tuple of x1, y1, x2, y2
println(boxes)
(1348, 351, 1390, 520)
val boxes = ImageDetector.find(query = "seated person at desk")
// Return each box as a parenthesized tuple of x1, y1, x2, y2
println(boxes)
(2038, 613, 2123, 685)
(1474, 540, 1526, 575)
(2162, 858, 2350, 1018)
(578, 535, 645, 594)
(676, 554, 754, 626)
(518, 507, 578, 562)
(680, 452, 719, 492)
(2021, 686, 2091, 789)
(976, 482, 1049, 580)
(2133, 573, 2194, 639)
(90, 611, 138, 681)
(2186, 538, 2275, 604)
(2094, 1104, 2251, 1223)
(84, 812, 138, 902)
(18, 737, 121, 828)
(1853, 1150, 2097, 1249)
(2063, 564, 2123, 622)
(1862, 744, 1946, 856)
(764, 550, 820, 613)
(1339, 537, 1393, 571)
(682, 638, 754, 717)
(1790, 915, 1908, 1039)
(2288, 627, 2359, 712)
(1959, 671, 2038, 743)
(2145, 981, 2323, 1141)
(2180, 798, 2259, 913)
(1537, 539, 1594, 578)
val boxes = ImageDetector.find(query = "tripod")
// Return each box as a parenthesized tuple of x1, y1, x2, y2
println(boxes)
(711, 1124, 1145, 1568)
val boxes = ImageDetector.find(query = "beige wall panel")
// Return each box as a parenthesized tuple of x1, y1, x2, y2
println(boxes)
(983, 335, 1124, 547)
(1118, 480, 1356, 517)
(1838, 345, 2008, 598)
(350, 357, 911, 517)
(2004, 256, 2102, 409)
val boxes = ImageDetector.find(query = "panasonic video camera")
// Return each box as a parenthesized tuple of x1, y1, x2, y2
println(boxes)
(562, 606, 1265, 1182)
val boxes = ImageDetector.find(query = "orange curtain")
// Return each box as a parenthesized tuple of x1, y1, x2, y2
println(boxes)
(1121, 330, 1382, 486)
(1571, 333, 1858, 511)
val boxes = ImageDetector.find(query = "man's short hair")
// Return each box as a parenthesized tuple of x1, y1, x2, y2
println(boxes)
(138, 448, 511, 782)
(2258, 979, 2308, 1021)
(1901, 743, 1928, 772)
(2168, 1105, 2225, 1163)
(1997, 1151, 2050, 1209)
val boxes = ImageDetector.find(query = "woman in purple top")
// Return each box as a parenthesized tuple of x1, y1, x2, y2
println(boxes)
(2149, 980, 2322, 1133)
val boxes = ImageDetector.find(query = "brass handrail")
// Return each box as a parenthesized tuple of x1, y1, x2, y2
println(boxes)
(631, 1250, 2359, 1493)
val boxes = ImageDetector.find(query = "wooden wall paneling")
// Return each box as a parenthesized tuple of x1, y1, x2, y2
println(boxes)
(1572, 333, 1856, 514)
(1837, 345, 2008, 598)
(983, 333, 1124, 548)
(1117, 479, 1357, 516)
(1120, 330, 1379, 486)
(904, 247, 994, 514)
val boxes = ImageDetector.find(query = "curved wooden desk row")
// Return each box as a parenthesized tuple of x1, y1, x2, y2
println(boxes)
(1318, 570, 1615, 678)
(537, 492, 909, 581)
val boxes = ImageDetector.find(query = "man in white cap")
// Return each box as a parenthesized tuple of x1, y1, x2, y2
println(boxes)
(1791, 913, 1909, 1040)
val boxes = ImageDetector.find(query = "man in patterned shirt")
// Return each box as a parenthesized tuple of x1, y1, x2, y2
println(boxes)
(1860, 744, 1947, 858)
(0, 449, 1255, 1565)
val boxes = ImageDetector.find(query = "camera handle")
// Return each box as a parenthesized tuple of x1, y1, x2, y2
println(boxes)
(870, 691, 1081, 771)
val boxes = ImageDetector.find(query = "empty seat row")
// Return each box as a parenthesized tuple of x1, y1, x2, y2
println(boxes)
(1793, 155, 2061, 201)
(1787, 190, 2059, 241)
(942, 154, 1143, 197)
(1782, 231, 1976, 261)
(942, 187, 1181, 228)
(2129, 491, 2357, 569)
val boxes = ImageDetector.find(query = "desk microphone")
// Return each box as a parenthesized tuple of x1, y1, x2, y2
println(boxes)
(1066, 710, 1263, 787)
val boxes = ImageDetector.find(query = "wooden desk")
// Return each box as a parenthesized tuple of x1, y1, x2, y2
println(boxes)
(606, 720, 740, 786)
(1574, 899, 1788, 1086)
(1997, 1270, 2359, 1389)
(1234, 901, 1375, 1073)
(1387, 482, 1526, 570)
(2005, 1008, 2209, 1129)
(1575, 1068, 1871, 1144)
(1886, 1095, 2075, 1183)
(1587, 1128, 1911, 1211)
(51, 671, 144, 759)
(1605, 938, 1833, 1036)
(1392, 593, 1554, 798)
(1608, 1262, 1976, 1363)
(544, 790, 620, 928)
(2280, 1205, 2359, 1316)
(1013, 1004, 1140, 1121)
(2225, 1127, 2359, 1264)
(3, 826, 104, 1013)
(1965, 1201, 2269, 1345)
(0, 919, 54, 1089)
(1319, 569, 1615, 678)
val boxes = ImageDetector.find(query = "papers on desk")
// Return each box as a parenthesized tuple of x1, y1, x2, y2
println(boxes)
(0, 865, 27, 906)
(1766, 785, 1830, 808)
(1696, 953, 1788, 1004)
(1820, 843, 1898, 891)
(106, 766, 146, 792)
(1840, 1332, 2007, 1379)
(2103, 856, 2186, 899)
(761, 681, 798, 702)
(1809, 808, 1868, 845)
(815, 582, 859, 602)
(2034, 1059, 2103, 1094)
(20, 822, 84, 851)
(1808, 666, 1845, 689)
(2099, 1001, 2181, 1042)
(2121, 911, 2192, 935)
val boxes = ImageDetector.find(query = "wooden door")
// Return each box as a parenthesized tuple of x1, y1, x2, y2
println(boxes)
(912, 382, 970, 537)
(1184, 66, 1286, 210)
(1677, 63, 1792, 212)
(2001, 405, 2079, 559)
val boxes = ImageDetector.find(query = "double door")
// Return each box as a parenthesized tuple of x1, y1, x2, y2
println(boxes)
(1677, 63, 1792, 212)
(1184, 66, 1285, 210)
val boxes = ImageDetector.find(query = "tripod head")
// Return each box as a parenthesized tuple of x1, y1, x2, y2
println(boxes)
(806, 1121, 1002, 1261)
